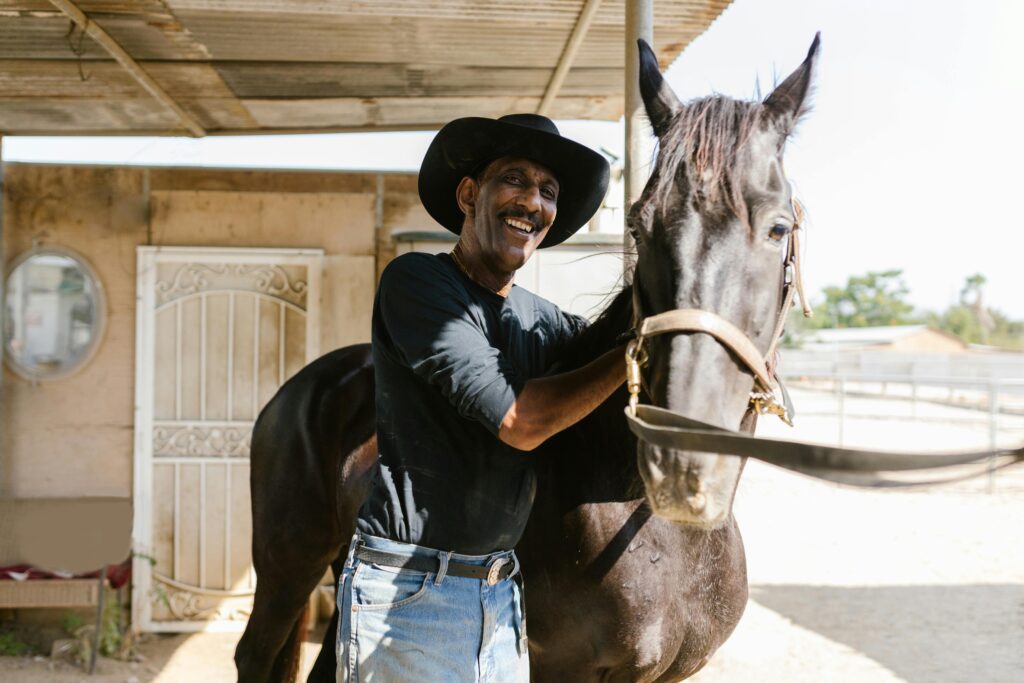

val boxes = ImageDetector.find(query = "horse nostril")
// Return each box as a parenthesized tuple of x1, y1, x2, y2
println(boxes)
(685, 492, 706, 514)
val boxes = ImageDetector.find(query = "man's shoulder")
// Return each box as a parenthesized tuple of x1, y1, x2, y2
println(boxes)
(510, 287, 589, 333)
(382, 251, 450, 278)
(379, 252, 461, 292)
(509, 284, 556, 310)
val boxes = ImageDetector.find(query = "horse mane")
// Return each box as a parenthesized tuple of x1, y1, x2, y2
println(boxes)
(552, 98, 765, 371)
(641, 95, 764, 227)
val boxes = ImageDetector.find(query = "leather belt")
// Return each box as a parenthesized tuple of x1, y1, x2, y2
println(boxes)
(354, 546, 518, 586)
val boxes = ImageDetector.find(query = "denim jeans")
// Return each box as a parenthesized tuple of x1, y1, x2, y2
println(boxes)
(336, 532, 529, 682)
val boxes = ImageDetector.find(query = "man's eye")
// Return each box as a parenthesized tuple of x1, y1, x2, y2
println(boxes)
(542, 187, 557, 200)
(504, 174, 522, 184)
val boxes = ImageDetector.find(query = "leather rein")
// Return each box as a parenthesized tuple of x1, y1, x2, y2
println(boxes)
(622, 202, 1024, 488)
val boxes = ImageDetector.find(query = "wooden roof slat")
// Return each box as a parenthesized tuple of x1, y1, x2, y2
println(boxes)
(167, 0, 590, 24)
(212, 62, 623, 99)
(243, 95, 620, 129)
(0, 60, 237, 98)
(0, 0, 732, 135)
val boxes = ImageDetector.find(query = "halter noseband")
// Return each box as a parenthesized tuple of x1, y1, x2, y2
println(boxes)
(626, 200, 812, 427)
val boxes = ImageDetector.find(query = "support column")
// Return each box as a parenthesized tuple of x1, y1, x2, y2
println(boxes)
(624, 0, 654, 269)
(0, 135, 5, 397)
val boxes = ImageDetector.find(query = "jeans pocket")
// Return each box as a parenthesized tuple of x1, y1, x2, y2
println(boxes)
(351, 562, 431, 611)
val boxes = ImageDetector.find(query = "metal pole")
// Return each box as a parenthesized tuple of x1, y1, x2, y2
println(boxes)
(0, 135, 5, 399)
(89, 565, 108, 674)
(987, 381, 999, 493)
(624, 0, 653, 269)
(837, 376, 846, 447)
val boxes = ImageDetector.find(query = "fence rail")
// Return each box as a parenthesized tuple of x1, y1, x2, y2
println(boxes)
(776, 373, 1024, 492)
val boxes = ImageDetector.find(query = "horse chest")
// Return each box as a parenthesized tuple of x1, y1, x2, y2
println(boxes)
(523, 504, 747, 681)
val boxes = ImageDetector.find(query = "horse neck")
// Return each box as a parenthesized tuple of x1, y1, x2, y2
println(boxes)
(542, 287, 644, 503)
(554, 286, 634, 371)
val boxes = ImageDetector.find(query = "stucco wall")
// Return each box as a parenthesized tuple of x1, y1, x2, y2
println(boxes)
(0, 164, 427, 501)
(2, 165, 147, 500)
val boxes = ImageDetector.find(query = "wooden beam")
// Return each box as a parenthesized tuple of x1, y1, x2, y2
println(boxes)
(45, 0, 206, 137)
(537, 0, 603, 117)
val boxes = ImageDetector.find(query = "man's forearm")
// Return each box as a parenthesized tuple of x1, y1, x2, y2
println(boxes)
(498, 346, 626, 451)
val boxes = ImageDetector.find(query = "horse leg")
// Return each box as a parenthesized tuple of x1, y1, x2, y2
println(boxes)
(235, 561, 332, 683)
(305, 556, 345, 682)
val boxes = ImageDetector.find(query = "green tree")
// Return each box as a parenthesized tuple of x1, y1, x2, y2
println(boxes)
(929, 273, 1024, 350)
(814, 269, 917, 328)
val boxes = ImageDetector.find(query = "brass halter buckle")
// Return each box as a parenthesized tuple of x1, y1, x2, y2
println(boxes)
(625, 338, 647, 416)
(750, 390, 793, 427)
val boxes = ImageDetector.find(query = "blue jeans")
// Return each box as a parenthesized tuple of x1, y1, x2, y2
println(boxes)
(336, 533, 529, 682)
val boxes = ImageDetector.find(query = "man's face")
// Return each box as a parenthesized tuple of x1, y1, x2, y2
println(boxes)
(462, 156, 559, 273)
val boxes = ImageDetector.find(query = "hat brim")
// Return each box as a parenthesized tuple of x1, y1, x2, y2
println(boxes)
(418, 117, 610, 248)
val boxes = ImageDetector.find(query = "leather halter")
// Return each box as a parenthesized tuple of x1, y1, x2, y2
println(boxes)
(626, 200, 811, 425)
(622, 201, 1024, 487)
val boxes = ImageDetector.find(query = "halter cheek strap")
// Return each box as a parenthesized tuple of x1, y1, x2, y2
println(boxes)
(626, 199, 811, 425)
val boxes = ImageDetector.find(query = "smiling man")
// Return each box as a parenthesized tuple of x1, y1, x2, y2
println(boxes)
(336, 114, 626, 682)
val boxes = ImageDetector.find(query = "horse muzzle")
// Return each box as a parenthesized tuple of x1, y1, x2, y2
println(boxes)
(636, 441, 741, 529)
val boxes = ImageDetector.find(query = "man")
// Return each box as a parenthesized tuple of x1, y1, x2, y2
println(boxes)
(336, 114, 626, 682)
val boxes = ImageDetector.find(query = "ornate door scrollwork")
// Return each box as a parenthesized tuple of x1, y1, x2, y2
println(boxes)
(133, 248, 322, 632)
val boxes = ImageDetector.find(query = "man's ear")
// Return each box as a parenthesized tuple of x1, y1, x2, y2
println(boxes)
(456, 176, 478, 219)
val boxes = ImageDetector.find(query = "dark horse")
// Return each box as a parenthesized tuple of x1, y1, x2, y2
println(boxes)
(236, 36, 820, 682)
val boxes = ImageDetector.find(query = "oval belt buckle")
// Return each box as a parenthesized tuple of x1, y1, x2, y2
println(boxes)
(486, 557, 509, 586)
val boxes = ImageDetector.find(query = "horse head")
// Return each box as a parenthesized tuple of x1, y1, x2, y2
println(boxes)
(630, 35, 820, 528)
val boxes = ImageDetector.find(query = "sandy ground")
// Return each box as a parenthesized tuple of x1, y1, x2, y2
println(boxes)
(2, 388, 1022, 682)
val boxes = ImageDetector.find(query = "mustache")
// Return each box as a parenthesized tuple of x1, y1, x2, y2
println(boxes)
(498, 208, 542, 232)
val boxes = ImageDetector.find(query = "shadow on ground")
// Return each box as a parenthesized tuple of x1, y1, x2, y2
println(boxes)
(750, 583, 1024, 683)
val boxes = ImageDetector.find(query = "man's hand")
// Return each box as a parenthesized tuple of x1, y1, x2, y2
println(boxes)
(498, 346, 626, 451)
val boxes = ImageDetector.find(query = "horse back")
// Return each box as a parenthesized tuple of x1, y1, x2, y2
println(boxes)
(250, 344, 377, 561)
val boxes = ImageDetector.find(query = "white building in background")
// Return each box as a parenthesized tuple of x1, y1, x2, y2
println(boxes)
(799, 325, 969, 354)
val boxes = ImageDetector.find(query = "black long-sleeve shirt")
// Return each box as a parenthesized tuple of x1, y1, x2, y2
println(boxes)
(356, 252, 586, 554)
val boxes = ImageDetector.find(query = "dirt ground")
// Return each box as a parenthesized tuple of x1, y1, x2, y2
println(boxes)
(2, 389, 1022, 682)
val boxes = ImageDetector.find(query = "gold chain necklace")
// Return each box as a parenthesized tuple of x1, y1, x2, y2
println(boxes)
(449, 247, 507, 296)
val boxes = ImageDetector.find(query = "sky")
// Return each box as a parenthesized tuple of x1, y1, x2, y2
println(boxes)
(5, 0, 1023, 317)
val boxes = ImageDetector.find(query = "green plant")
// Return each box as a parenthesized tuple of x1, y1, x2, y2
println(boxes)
(61, 588, 134, 664)
(0, 630, 31, 656)
(61, 611, 84, 635)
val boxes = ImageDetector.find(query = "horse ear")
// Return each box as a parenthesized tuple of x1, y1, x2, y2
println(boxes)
(638, 38, 682, 138)
(763, 32, 821, 131)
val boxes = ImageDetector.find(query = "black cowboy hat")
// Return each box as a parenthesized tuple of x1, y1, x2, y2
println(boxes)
(418, 114, 610, 248)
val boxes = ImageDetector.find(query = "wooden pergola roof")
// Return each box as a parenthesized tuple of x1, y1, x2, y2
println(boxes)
(0, 0, 731, 136)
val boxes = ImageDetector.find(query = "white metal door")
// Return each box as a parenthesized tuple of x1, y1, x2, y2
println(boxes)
(132, 247, 322, 632)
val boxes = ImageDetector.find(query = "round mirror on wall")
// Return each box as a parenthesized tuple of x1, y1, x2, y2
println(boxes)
(3, 248, 106, 380)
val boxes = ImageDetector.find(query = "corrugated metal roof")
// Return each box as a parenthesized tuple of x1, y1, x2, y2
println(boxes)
(0, 0, 732, 136)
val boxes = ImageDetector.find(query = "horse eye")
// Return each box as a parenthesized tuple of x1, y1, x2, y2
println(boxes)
(768, 224, 790, 241)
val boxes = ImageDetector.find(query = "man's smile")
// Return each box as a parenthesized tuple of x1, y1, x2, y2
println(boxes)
(502, 215, 539, 236)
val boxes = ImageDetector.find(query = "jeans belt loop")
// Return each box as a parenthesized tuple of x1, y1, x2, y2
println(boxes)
(344, 533, 360, 569)
(434, 550, 452, 586)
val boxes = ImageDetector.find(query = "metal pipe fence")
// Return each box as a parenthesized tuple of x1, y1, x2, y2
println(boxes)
(777, 373, 1024, 492)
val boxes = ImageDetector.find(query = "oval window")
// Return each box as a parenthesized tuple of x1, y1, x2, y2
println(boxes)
(3, 248, 105, 380)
